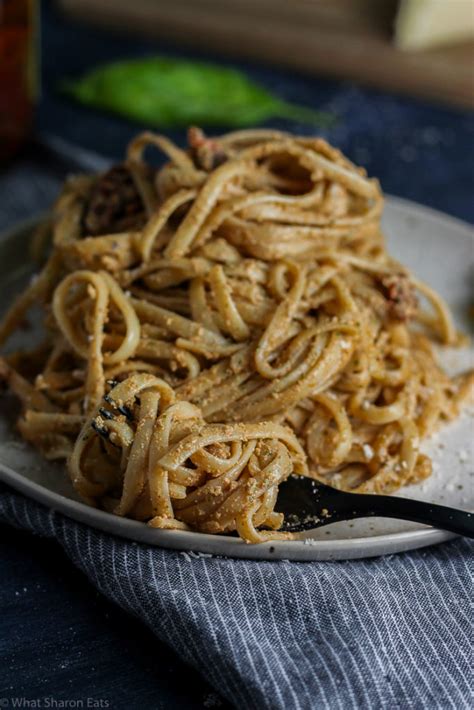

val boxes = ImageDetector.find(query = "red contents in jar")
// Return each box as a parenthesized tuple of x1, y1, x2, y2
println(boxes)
(0, 0, 36, 162)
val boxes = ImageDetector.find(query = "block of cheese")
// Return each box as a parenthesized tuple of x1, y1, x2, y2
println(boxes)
(395, 0, 474, 50)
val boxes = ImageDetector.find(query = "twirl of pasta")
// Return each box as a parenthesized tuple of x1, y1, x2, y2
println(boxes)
(69, 374, 307, 542)
(0, 127, 472, 542)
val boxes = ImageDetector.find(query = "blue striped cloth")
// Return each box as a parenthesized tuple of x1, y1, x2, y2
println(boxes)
(1, 150, 473, 710)
(0, 484, 472, 709)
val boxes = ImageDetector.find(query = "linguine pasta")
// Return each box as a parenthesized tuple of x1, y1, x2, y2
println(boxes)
(0, 127, 472, 543)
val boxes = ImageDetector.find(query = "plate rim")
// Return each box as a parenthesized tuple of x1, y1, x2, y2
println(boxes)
(0, 455, 454, 560)
(0, 195, 471, 561)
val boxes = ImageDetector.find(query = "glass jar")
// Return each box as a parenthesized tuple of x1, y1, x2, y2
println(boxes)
(0, 0, 38, 163)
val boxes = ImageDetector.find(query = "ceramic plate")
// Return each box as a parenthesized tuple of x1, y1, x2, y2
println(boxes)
(0, 196, 472, 561)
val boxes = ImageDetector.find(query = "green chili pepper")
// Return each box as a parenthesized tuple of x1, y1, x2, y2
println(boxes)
(61, 57, 334, 129)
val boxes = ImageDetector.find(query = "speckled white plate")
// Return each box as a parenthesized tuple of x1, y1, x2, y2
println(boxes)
(0, 196, 472, 560)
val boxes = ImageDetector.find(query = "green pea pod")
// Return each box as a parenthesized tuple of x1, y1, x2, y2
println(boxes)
(60, 56, 334, 129)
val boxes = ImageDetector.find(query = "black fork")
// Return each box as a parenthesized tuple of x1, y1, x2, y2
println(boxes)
(276, 476, 474, 537)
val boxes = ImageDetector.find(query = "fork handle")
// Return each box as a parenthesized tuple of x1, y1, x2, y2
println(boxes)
(338, 493, 474, 538)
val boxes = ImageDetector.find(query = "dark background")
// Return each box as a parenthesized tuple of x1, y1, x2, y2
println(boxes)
(1, 1, 473, 708)
(37, 4, 474, 222)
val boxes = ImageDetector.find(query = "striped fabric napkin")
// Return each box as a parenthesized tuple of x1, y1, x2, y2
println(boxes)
(0, 148, 472, 709)
(1, 484, 472, 709)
